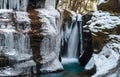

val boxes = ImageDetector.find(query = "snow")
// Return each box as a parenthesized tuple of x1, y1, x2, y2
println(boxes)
(108, 74, 117, 77)
(85, 57, 95, 70)
(0, 9, 13, 13)
(40, 59, 63, 72)
(86, 11, 120, 32)
(15, 11, 30, 23)
(91, 36, 120, 77)
(1, 67, 23, 76)
(86, 11, 120, 77)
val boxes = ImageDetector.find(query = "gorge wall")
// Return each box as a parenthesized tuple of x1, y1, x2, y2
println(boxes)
(0, 0, 63, 76)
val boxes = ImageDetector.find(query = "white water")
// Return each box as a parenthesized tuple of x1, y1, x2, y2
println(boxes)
(0, 0, 28, 11)
(61, 14, 82, 58)
(67, 22, 79, 58)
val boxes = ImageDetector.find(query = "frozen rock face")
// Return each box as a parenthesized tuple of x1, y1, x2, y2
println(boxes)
(0, 0, 63, 76)
(84, 11, 120, 77)
(0, 9, 36, 76)
(36, 7, 63, 73)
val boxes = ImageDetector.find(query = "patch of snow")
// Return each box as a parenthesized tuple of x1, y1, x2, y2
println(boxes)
(0, 67, 23, 76)
(92, 34, 120, 77)
(15, 60, 36, 68)
(107, 73, 117, 77)
(15, 11, 30, 23)
(88, 12, 120, 76)
(0, 29, 15, 33)
(40, 59, 63, 72)
(87, 11, 120, 32)
(0, 9, 13, 13)
(85, 57, 95, 70)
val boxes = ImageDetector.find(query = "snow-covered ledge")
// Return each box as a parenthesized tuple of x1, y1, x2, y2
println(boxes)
(85, 11, 120, 77)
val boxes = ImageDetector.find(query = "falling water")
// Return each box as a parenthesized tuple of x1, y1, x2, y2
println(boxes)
(0, 0, 28, 11)
(61, 14, 83, 58)
(67, 21, 79, 58)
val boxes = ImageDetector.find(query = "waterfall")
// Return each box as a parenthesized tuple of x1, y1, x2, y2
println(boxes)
(61, 14, 83, 58)
(67, 21, 79, 58)
(0, 0, 28, 11)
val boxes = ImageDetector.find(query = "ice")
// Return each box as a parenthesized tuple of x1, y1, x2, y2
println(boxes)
(0, 0, 28, 11)
(45, 0, 56, 8)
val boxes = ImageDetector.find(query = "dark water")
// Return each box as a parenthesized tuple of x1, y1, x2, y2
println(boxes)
(33, 60, 85, 77)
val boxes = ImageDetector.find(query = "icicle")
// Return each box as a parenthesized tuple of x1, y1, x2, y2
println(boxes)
(13, 0, 17, 9)
(16, 0, 20, 10)
(0, 0, 3, 9)
(45, 0, 56, 8)
(9, 0, 12, 9)
(0, 0, 28, 11)
(22, 0, 28, 11)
